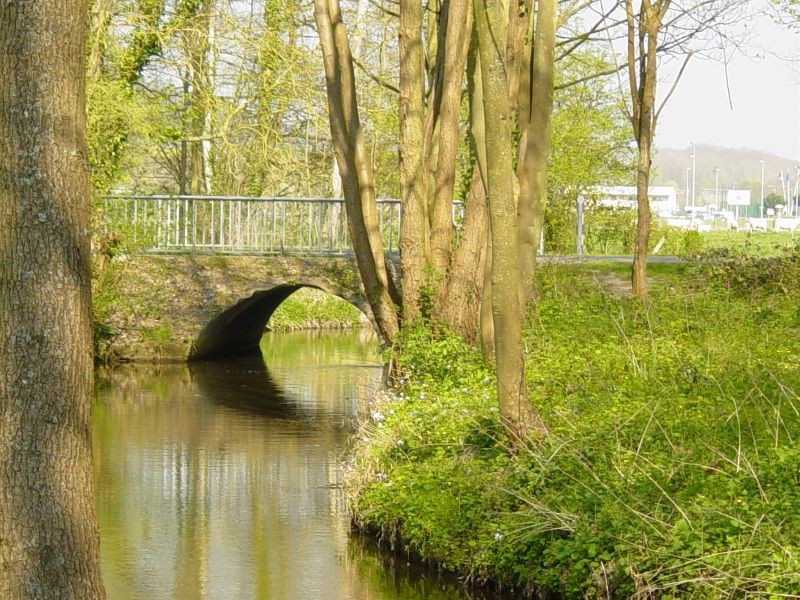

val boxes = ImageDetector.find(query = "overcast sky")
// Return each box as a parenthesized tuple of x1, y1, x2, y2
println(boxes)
(654, 0, 799, 160)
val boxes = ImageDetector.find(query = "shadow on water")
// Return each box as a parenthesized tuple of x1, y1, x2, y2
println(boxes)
(188, 352, 305, 420)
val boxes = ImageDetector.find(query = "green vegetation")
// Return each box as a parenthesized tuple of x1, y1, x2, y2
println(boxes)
(703, 230, 800, 257)
(553, 209, 706, 257)
(267, 288, 365, 331)
(346, 258, 800, 598)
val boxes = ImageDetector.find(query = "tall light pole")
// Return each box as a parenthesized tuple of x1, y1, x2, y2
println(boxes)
(760, 159, 766, 219)
(714, 166, 720, 210)
(690, 141, 697, 208)
(685, 167, 691, 212)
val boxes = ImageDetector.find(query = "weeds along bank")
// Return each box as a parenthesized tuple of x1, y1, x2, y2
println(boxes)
(345, 257, 800, 598)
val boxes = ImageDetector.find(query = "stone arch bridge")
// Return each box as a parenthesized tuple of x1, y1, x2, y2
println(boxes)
(99, 254, 381, 362)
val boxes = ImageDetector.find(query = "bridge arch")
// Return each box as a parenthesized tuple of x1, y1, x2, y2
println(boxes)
(188, 280, 372, 361)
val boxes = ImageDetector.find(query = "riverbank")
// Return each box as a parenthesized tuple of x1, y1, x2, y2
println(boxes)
(92, 255, 367, 362)
(345, 256, 800, 598)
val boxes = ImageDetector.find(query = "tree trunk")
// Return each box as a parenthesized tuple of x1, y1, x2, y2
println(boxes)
(517, 0, 556, 300)
(435, 166, 488, 343)
(0, 2, 106, 597)
(627, 0, 661, 303)
(632, 136, 652, 302)
(429, 0, 473, 279)
(398, 0, 429, 321)
(184, 0, 212, 195)
(466, 29, 495, 362)
(88, 0, 114, 79)
(314, 0, 400, 342)
(473, 0, 544, 443)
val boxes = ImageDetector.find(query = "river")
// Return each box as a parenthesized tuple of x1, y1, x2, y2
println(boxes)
(93, 330, 495, 599)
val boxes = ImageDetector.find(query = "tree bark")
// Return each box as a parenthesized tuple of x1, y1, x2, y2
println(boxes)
(474, 0, 544, 443)
(314, 0, 400, 342)
(434, 166, 488, 343)
(0, 2, 106, 597)
(429, 0, 473, 279)
(517, 0, 557, 300)
(626, 0, 665, 303)
(398, 0, 429, 321)
(466, 29, 495, 362)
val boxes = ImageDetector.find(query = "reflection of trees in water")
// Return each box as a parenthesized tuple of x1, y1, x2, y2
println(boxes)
(94, 331, 465, 600)
(93, 331, 400, 600)
(260, 329, 384, 419)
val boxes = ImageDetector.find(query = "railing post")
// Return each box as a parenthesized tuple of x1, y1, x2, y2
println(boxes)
(190, 196, 196, 254)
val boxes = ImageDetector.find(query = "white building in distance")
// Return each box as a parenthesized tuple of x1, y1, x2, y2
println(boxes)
(591, 186, 678, 217)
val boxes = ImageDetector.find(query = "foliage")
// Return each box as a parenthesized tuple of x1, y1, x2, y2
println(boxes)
(549, 207, 705, 257)
(87, 78, 135, 194)
(692, 243, 800, 296)
(347, 264, 800, 598)
(549, 51, 634, 202)
(267, 288, 364, 331)
(545, 50, 635, 253)
(702, 230, 800, 257)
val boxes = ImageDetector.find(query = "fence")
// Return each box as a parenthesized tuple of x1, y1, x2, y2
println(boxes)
(99, 195, 404, 255)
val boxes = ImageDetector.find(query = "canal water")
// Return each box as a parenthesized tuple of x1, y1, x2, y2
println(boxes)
(93, 330, 494, 600)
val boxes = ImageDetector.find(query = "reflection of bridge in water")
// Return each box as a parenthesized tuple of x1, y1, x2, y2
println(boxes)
(101, 195, 406, 255)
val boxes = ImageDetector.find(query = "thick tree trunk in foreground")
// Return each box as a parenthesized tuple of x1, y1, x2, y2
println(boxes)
(0, 2, 106, 598)
(473, 0, 544, 443)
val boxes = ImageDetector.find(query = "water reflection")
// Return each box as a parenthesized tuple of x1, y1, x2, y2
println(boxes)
(94, 330, 498, 599)
(189, 354, 299, 419)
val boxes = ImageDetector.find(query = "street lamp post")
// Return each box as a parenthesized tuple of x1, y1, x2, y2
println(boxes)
(714, 166, 720, 210)
(760, 160, 766, 219)
(690, 142, 697, 208)
(685, 167, 691, 212)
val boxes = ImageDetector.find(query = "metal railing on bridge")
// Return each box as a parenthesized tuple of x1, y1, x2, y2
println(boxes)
(99, 195, 404, 255)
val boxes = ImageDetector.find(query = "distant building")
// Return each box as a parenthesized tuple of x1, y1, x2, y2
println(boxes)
(591, 186, 678, 217)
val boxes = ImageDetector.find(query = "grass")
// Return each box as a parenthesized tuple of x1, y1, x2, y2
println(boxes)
(267, 287, 365, 331)
(345, 256, 800, 598)
(702, 230, 800, 257)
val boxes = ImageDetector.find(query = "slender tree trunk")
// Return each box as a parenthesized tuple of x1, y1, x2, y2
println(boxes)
(474, 0, 543, 442)
(88, 0, 114, 79)
(627, 0, 662, 303)
(0, 2, 106, 597)
(429, 0, 473, 278)
(314, 0, 400, 342)
(632, 135, 653, 301)
(517, 0, 556, 300)
(184, 0, 212, 195)
(398, 0, 429, 321)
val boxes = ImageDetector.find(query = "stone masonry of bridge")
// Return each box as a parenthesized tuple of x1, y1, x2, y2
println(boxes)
(95, 255, 372, 362)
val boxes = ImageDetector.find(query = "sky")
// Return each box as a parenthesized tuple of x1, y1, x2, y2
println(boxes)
(654, 0, 800, 160)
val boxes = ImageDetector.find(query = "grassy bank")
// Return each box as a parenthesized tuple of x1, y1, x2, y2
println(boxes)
(268, 287, 365, 332)
(346, 256, 800, 598)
